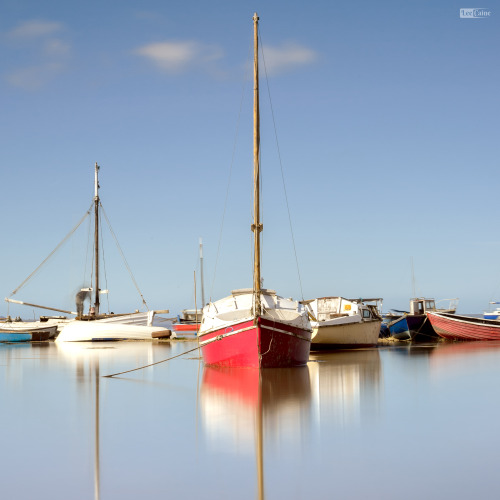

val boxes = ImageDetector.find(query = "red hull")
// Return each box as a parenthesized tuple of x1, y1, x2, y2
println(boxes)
(173, 323, 200, 332)
(199, 316, 311, 368)
(427, 312, 500, 341)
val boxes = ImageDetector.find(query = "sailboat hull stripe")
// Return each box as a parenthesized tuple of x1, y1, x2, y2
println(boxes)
(199, 324, 311, 346)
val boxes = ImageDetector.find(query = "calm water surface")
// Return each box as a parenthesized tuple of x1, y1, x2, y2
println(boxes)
(2, 339, 500, 499)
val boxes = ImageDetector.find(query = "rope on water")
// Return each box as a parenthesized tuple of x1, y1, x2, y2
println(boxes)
(103, 344, 201, 378)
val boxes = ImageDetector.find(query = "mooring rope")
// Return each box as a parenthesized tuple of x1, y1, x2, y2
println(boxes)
(103, 344, 202, 378)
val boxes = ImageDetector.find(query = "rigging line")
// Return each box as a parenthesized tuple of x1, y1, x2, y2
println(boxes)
(83, 207, 93, 286)
(9, 203, 94, 297)
(259, 31, 304, 301)
(98, 208, 110, 314)
(210, 38, 253, 300)
(99, 205, 149, 310)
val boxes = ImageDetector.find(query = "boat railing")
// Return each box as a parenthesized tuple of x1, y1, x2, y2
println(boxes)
(435, 298, 459, 312)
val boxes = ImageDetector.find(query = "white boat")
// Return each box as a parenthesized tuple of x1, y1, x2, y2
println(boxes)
(0, 319, 60, 338)
(55, 321, 173, 342)
(304, 297, 382, 348)
(484, 302, 500, 320)
(5, 162, 169, 339)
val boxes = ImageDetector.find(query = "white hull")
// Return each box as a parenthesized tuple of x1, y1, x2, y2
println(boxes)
(55, 321, 171, 342)
(0, 321, 61, 338)
(96, 310, 155, 326)
(311, 319, 381, 347)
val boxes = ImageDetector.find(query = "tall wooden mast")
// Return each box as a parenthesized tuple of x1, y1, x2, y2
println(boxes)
(94, 162, 100, 316)
(252, 12, 262, 315)
(199, 237, 205, 307)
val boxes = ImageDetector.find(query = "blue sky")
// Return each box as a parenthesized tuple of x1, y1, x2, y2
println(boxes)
(1, 0, 499, 318)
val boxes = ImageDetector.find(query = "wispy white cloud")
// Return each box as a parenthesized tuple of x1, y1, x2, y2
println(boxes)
(7, 20, 63, 39)
(5, 63, 64, 91)
(262, 42, 318, 75)
(43, 38, 71, 57)
(133, 41, 224, 74)
(3, 19, 70, 90)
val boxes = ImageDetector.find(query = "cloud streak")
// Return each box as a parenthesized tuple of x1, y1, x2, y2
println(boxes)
(4, 19, 71, 90)
(133, 41, 224, 74)
(262, 42, 318, 75)
(133, 39, 317, 77)
(7, 20, 63, 39)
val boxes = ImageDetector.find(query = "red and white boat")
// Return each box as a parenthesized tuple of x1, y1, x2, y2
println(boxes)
(199, 289, 312, 367)
(198, 13, 312, 368)
(427, 312, 500, 341)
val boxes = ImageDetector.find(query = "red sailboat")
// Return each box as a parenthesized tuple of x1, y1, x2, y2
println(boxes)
(427, 312, 500, 341)
(198, 13, 312, 368)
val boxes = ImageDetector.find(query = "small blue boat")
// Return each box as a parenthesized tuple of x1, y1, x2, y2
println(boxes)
(0, 332, 32, 342)
(387, 297, 459, 340)
(484, 302, 500, 320)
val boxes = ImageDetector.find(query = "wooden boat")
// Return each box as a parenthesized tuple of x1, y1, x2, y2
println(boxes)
(388, 297, 458, 340)
(198, 13, 312, 368)
(303, 297, 382, 348)
(5, 162, 169, 339)
(427, 312, 500, 341)
(55, 321, 171, 342)
(0, 321, 57, 340)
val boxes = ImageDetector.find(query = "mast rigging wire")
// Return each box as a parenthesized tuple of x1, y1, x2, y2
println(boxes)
(98, 205, 110, 313)
(259, 30, 305, 301)
(9, 203, 94, 297)
(210, 39, 253, 301)
(99, 205, 149, 310)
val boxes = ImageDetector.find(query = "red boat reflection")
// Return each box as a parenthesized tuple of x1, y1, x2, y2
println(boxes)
(200, 366, 311, 499)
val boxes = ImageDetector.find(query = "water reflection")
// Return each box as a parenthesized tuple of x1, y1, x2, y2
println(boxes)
(308, 349, 382, 427)
(430, 340, 500, 375)
(55, 342, 169, 500)
(56, 344, 112, 500)
(200, 366, 311, 499)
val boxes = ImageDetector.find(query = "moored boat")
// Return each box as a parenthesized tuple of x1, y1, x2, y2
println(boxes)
(198, 13, 312, 368)
(387, 297, 458, 340)
(0, 321, 57, 340)
(427, 312, 500, 341)
(484, 302, 500, 320)
(304, 297, 382, 348)
(5, 162, 169, 340)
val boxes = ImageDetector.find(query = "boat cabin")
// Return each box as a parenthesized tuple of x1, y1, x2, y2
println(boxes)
(409, 298, 436, 316)
(409, 298, 459, 316)
(304, 297, 383, 322)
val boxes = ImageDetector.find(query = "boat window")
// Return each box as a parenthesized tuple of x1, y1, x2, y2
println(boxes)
(362, 309, 371, 319)
(425, 301, 435, 310)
